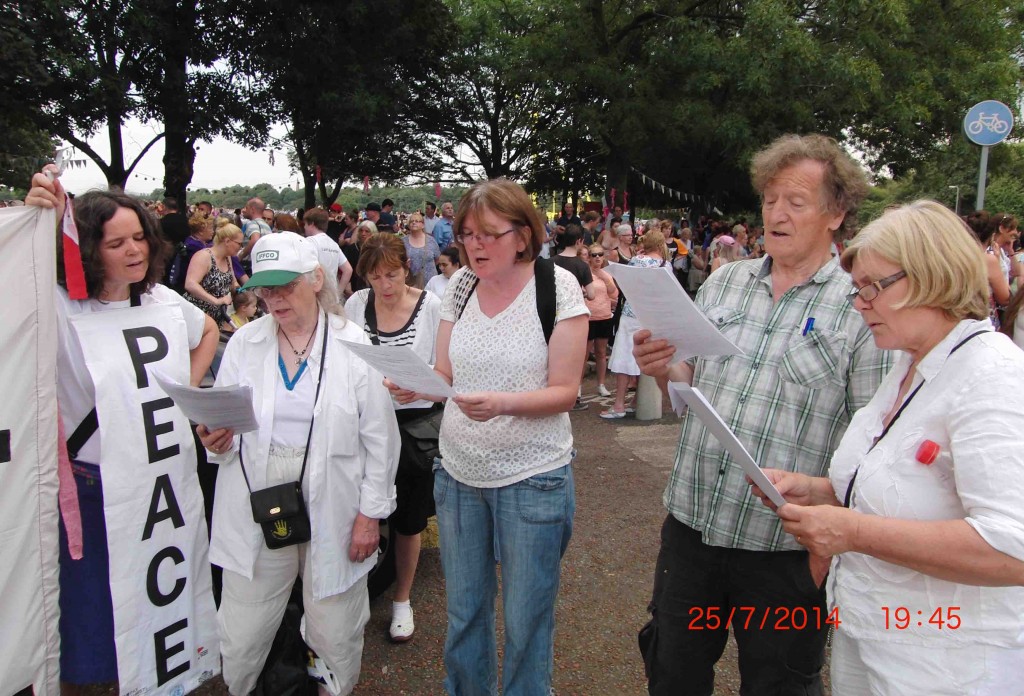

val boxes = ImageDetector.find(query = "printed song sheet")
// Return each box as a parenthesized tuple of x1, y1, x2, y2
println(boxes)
(342, 341, 456, 399)
(668, 383, 786, 507)
(154, 374, 259, 433)
(604, 263, 742, 361)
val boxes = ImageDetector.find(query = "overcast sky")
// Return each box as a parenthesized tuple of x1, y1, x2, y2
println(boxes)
(58, 119, 300, 196)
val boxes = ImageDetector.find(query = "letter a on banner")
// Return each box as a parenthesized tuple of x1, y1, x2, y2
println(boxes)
(72, 303, 219, 694)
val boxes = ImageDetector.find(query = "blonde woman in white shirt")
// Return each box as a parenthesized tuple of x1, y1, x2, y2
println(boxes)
(388, 179, 588, 696)
(751, 200, 1024, 696)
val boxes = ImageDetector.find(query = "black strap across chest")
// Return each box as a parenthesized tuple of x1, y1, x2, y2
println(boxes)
(454, 257, 557, 344)
(842, 329, 989, 508)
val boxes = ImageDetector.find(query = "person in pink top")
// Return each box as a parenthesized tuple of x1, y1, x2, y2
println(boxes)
(582, 244, 619, 397)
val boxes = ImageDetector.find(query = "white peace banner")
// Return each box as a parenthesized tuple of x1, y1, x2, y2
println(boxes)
(0, 206, 60, 695)
(72, 303, 219, 695)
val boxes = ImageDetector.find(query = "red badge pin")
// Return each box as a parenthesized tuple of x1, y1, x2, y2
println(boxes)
(916, 439, 940, 465)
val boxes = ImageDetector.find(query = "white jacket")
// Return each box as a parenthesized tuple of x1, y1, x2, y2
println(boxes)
(207, 312, 399, 600)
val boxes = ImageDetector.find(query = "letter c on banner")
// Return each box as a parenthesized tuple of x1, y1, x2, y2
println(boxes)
(147, 546, 187, 607)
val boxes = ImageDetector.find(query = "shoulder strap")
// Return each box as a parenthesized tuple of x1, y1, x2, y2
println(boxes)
(453, 269, 480, 323)
(364, 289, 380, 345)
(535, 257, 556, 344)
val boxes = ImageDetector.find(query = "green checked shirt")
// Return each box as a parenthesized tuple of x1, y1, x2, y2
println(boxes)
(665, 255, 891, 552)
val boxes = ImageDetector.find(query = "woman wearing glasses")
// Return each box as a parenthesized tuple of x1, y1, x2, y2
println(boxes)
(182, 221, 244, 320)
(750, 201, 1024, 695)
(197, 232, 400, 695)
(388, 179, 589, 695)
(585, 243, 618, 397)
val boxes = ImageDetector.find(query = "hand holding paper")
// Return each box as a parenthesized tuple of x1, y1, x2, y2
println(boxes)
(153, 373, 259, 433)
(342, 341, 455, 399)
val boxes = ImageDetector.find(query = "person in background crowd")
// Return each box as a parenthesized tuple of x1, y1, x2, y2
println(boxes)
(340, 210, 359, 246)
(169, 214, 215, 291)
(709, 234, 742, 273)
(343, 220, 378, 294)
(581, 210, 601, 245)
(304, 207, 353, 300)
(327, 203, 345, 243)
(425, 246, 461, 298)
(632, 134, 889, 695)
(183, 222, 244, 320)
(197, 232, 399, 696)
(224, 288, 258, 332)
(159, 196, 189, 246)
(990, 212, 1020, 284)
(196, 200, 213, 218)
(585, 243, 618, 398)
(26, 168, 219, 696)
(424, 201, 439, 236)
(555, 224, 596, 412)
(556, 200, 582, 228)
(603, 230, 670, 420)
(379, 198, 397, 228)
(611, 222, 634, 264)
(262, 207, 276, 228)
(403, 211, 442, 290)
(965, 210, 1012, 329)
(239, 197, 271, 265)
(388, 178, 588, 695)
(365, 202, 383, 227)
(345, 233, 442, 644)
(274, 212, 300, 233)
(752, 200, 1024, 695)
(433, 200, 455, 250)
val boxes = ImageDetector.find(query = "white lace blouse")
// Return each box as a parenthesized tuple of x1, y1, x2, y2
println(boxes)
(438, 265, 588, 487)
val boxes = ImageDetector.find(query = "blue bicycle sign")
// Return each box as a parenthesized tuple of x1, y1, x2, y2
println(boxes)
(964, 101, 1014, 146)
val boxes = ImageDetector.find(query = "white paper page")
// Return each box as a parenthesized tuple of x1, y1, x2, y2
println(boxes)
(604, 263, 743, 361)
(669, 383, 786, 507)
(342, 340, 456, 399)
(153, 373, 259, 433)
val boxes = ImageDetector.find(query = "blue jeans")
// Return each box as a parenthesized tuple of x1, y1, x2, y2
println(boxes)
(434, 462, 575, 696)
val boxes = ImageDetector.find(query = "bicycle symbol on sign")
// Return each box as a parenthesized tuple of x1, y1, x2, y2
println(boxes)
(967, 112, 1010, 136)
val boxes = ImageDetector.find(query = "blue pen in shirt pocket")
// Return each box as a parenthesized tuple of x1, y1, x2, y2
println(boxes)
(802, 317, 815, 336)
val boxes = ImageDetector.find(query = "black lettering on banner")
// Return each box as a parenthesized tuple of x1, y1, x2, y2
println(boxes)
(154, 618, 190, 685)
(146, 546, 187, 607)
(123, 327, 168, 389)
(142, 398, 180, 463)
(142, 474, 186, 540)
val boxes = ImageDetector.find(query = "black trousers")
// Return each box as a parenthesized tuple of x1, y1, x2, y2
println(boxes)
(645, 515, 828, 696)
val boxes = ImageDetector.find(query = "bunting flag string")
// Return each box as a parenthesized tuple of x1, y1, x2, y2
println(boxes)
(629, 166, 711, 210)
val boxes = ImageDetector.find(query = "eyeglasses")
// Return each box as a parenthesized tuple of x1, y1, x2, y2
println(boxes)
(253, 277, 303, 299)
(591, 252, 604, 257)
(846, 270, 906, 306)
(455, 229, 515, 245)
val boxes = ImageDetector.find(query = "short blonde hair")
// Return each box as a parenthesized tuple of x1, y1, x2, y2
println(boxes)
(639, 229, 669, 260)
(214, 222, 242, 244)
(840, 200, 989, 321)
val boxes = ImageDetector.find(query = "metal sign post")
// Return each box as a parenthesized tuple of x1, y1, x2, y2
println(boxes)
(964, 100, 1014, 210)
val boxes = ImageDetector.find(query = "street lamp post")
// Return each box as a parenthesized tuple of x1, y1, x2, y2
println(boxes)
(948, 185, 961, 215)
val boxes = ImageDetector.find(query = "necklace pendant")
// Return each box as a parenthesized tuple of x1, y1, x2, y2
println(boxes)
(295, 356, 303, 367)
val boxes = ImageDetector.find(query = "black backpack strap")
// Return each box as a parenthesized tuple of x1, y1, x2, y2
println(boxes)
(364, 289, 380, 345)
(453, 269, 480, 322)
(534, 257, 556, 344)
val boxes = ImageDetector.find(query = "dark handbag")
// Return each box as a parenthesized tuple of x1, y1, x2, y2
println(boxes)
(398, 407, 444, 474)
(239, 315, 328, 550)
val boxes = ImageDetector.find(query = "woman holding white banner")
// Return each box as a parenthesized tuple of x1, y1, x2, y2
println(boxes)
(26, 169, 220, 695)
(197, 231, 400, 696)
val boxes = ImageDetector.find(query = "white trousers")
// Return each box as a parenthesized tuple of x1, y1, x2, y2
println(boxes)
(218, 446, 370, 696)
(831, 629, 1024, 696)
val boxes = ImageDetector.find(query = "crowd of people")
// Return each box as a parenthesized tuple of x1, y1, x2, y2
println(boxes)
(19, 128, 1024, 696)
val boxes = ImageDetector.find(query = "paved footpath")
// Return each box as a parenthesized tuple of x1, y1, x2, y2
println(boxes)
(86, 379, 831, 695)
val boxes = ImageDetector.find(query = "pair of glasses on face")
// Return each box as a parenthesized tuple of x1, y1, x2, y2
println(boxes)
(253, 277, 303, 299)
(846, 270, 906, 306)
(591, 252, 605, 258)
(455, 228, 515, 245)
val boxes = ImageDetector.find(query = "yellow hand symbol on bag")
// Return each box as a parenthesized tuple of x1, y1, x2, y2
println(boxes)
(272, 519, 291, 539)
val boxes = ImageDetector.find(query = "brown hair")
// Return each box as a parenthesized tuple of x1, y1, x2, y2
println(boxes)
(303, 207, 329, 232)
(355, 232, 409, 279)
(750, 134, 869, 234)
(60, 190, 170, 299)
(274, 213, 300, 233)
(187, 214, 212, 238)
(453, 179, 545, 265)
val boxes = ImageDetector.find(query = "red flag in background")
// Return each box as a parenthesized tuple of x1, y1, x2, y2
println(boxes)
(315, 165, 322, 183)
(363, 176, 370, 194)
(434, 182, 442, 199)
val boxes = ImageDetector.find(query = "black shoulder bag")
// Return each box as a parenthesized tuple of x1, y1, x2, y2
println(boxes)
(239, 317, 328, 549)
(364, 289, 442, 474)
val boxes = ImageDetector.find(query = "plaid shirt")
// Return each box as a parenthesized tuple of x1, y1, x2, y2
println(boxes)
(665, 256, 892, 551)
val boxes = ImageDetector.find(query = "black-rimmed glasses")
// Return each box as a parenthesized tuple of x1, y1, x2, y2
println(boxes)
(846, 270, 906, 306)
